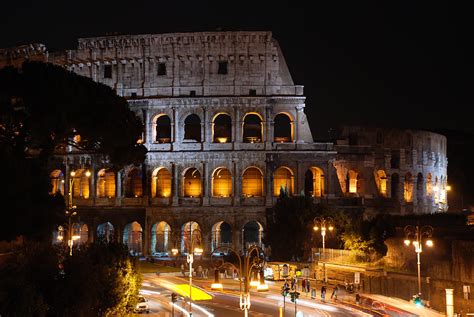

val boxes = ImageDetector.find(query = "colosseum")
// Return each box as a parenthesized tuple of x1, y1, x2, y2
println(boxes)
(0, 31, 448, 256)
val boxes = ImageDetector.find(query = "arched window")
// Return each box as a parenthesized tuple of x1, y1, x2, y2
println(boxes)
(242, 167, 263, 197)
(243, 221, 264, 249)
(243, 113, 263, 143)
(346, 170, 358, 194)
(304, 167, 324, 197)
(211, 221, 232, 251)
(123, 221, 143, 255)
(181, 222, 202, 254)
(50, 170, 64, 195)
(151, 168, 172, 198)
(416, 173, 424, 203)
(183, 168, 201, 197)
(97, 169, 116, 198)
(213, 113, 232, 143)
(151, 222, 171, 254)
(376, 170, 387, 196)
(426, 173, 433, 197)
(71, 169, 91, 199)
(125, 168, 143, 198)
(434, 176, 440, 203)
(404, 172, 413, 202)
(274, 113, 292, 142)
(273, 167, 294, 196)
(155, 115, 171, 143)
(212, 168, 232, 197)
(184, 114, 201, 142)
(391, 173, 400, 199)
(97, 222, 114, 243)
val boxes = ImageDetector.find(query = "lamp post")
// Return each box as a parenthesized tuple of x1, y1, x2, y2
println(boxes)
(404, 225, 434, 298)
(185, 221, 202, 317)
(313, 216, 334, 283)
(211, 245, 266, 317)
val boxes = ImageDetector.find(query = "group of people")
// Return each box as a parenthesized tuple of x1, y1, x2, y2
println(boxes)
(286, 277, 339, 301)
(180, 263, 209, 278)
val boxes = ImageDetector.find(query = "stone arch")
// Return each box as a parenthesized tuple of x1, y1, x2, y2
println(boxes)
(213, 113, 232, 143)
(125, 167, 143, 198)
(242, 221, 264, 249)
(50, 169, 65, 195)
(304, 167, 325, 197)
(181, 221, 202, 254)
(434, 176, 440, 203)
(71, 168, 91, 199)
(151, 221, 171, 255)
(274, 113, 293, 142)
(242, 112, 263, 143)
(212, 167, 232, 197)
(426, 173, 433, 198)
(184, 114, 201, 142)
(183, 167, 201, 197)
(404, 172, 414, 202)
(96, 168, 116, 198)
(97, 222, 115, 243)
(346, 170, 358, 194)
(416, 173, 424, 203)
(123, 221, 143, 255)
(211, 221, 232, 251)
(151, 167, 172, 198)
(273, 166, 294, 196)
(375, 170, 387, 197)
(391, 173, 400, 199)
(79, 223, 89, 245)
(242, 167, 264, 197)
(154, 114, 171, 143)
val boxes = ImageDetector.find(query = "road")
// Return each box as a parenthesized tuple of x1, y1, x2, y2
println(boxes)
(138, 274, 374, 317)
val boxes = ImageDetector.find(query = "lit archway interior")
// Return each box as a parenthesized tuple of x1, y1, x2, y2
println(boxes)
(212, 167, 232, 197)
(273, 167, 294, 196)
(151, 167, 171, 198)
(125, 168, 143, 198)
(346, 170, 358, 194)
(97, 169, 116, 198)
(183, 168, 201, 197)
(242, 167, 263, 197)
(404, 172, 413, 202)
(273, 113, 292, 142)
(211, 221, 232, 251)
(97, 222, 114, 243)
(213, 113, 232, 143)
(71, 168, 90, 199)
(50, 169, 65, 195)
(376, 170, 387, 197)
(123, 221, 143, 255)
(181, 221, 202, 254)
(151, 221, 171, 254)
(304, 167, 324, 197)
(243, 113, 263, 143)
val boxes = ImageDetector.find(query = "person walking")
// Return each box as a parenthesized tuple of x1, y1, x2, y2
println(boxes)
(306, 279, 311, 294)
(321, 285, 326, 301)
(330, 285, 338, 300)
(291, 277, 296, 290)
(302, 279, 306, 294)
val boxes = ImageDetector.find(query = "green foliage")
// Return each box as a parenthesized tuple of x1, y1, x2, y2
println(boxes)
(0, 242, 141, 317)
(0, 62, 147, 241)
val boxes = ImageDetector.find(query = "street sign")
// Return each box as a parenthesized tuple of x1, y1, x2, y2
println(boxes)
(354, 272, 360, 284)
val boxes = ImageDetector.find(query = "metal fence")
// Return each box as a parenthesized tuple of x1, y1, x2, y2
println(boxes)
(312, 248, 370, 264)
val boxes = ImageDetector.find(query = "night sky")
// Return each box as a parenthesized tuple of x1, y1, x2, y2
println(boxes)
(1, 1, 473, 208)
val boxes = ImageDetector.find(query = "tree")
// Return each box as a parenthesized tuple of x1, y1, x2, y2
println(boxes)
(0, 62, 147, 241)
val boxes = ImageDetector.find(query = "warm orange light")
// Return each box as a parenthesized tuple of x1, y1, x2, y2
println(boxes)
(426, 239, 433, 247)
(194, 247, 203, 256)
(328, 226, 334, 231)
(70, 171, 76, 177)
(171, 248, 179, 256)
(446, 185, 451, 191)
(313, 226, 319, 231)
(85, 170, 91, 178)
(217, 137, 228, 143)
(404, 239, 411, 246)
(257, 283, 269, 291)
(211, 283, 223, 290)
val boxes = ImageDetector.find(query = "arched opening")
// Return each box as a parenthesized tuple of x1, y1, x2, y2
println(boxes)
(211, 221, 232, 251)
(404, 173, 413, 202)
(434, 176, 440, 203)
(71, 169, 90, 199)
(346, 170, 358, 194)
(50, 170, 65, 195)
(155, 115, 171, 143)
(376, 170, 387, 197)
(212, 167, 232, 197)
(273, 113, 292, 142)
(184, 114, 201, 142)
(242, 167, 264, 197)
(417, 173, 424, 203)
(125, 168, 143, 198)
(243, 221, 263, 249)
(243, 113, 263, 143)
(426, 173, 433, 198)
(151, 167, 172, 198)
(96, 169, 116, 198)
(181, 222, 202, 254)
(273, 167, 294, 196)
(97, 222, 114, 243)
(391, 173, 400, 199)
(440, 176, 447, 203)
(304, 167, 324, 197)
(213, 113, 232, 143)
(79, 223, 88, 245)
(183, 168, 201, 197)
(151, 221, 171, 255)
(123, 221, 143, 255)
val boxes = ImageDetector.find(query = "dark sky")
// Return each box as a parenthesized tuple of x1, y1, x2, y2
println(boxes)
(1, 1, 472, 138)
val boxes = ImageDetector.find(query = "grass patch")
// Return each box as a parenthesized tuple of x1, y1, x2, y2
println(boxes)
(137, 261, 181, 274)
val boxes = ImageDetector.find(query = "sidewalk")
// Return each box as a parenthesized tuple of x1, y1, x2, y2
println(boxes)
(362, 294, 445, 317)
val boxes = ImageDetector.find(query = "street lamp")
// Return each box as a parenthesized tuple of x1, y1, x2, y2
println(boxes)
(211, 245, 266, 317)
(313, 216, 334, 283)
(404, 225, 434, 299)
(185, 221, 202, 317)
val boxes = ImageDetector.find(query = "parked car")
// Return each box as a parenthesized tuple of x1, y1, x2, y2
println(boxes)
(134, 295, 150, 314)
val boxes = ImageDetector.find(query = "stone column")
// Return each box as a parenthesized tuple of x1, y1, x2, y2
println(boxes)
(233, 161, 240, 206)
(234, 106, 241, 149)
(143, 220, 151, 257)
(202, 162, 209, 206)
(232, 226, 242, 253)
(445, 289, 454, 317)
(265, 106, 273, 150)
(172, 163, 179, 206)
(265, 164, 273, 207)
(89, 163, 96, 203)
(172, 107, 178, 150)
(116, 170, 122, 206)
(201, 106, 206, 145)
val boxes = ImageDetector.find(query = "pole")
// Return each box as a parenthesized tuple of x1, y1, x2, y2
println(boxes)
(417, 250, 421, 296)
(188, 221, 193, 317)
(294, 298, 297, 317)
(322, 230, 326, 283)
(283, 293, 286, 313)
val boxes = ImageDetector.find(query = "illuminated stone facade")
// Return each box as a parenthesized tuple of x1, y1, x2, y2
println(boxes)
(0, 32, 448, 256)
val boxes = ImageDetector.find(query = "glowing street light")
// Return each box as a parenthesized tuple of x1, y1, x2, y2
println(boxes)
(404, 225, 434, 299)
(313, 216, 334, 283)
